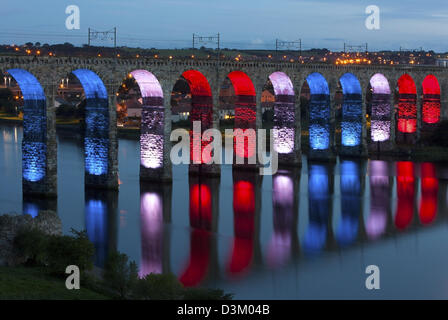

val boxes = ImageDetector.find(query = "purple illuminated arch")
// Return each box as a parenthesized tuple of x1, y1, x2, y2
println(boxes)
(130, 70, 165, 171)
(131, 70, 164, 99)
(269, 72, 295, 155)
(369, 73, 391, 142)
(370, 73, 391, 95)
(269, 72, 294, 96)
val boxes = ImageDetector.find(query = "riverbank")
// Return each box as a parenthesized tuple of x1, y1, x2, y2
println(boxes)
(0, 266, 108, 300)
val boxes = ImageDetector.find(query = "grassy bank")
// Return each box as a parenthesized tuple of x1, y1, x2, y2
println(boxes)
(0, 266, 108, 300)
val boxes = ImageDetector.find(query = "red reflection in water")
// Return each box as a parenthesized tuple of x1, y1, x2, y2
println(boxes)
(395, 162, 415, 230)
(397, 74, 417, 133)
(228, 180, 255, 275)
(179, 229, 211, 287)
(227, 71, 257, 160)
(179, 183, 213, 287)
(419, 163, 438, 225)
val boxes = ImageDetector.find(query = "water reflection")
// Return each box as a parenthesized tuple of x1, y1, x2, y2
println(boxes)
(179, 176, 219, 287)
(139, 182, 172, 278)
(336, 160, 363, 247)
(367, 160, 391, 239)
(419, 163, 438, 225)
(22, 195, 57, 218)
(227, 171, 261, 276)
(304, 163, 333, 254)
(84, 189, 118, 267)
(267, 170, 299, 268)
(395, 162, 416, 230)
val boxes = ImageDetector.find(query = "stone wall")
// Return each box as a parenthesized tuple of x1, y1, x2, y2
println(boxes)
(0, 211, 62, 266)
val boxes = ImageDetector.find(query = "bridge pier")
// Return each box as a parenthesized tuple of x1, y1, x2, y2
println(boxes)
(84, 89, 119, 190)
(22, 85, 57, 198)
(140, 90, 173, 183)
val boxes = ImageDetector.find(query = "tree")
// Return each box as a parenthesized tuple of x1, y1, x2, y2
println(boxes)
(103, 251, 139, 299)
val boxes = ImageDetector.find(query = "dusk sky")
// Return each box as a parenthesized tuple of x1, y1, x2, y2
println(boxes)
(2, 0, 448, 51)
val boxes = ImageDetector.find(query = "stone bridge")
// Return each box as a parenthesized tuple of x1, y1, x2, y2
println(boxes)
(1, 55, 447, 197)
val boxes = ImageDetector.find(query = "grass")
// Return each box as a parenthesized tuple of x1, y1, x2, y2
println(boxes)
(0, 266, 108, 300)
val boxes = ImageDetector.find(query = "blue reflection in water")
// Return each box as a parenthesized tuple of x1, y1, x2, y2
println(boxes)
(85, 198, 107, 267)
(337, 161, 361, 246)
(23, 202, 39, 218)
(7, 69, 47, 182)
(341, 96, 362, 147)
(304, 164, 330, 253)
(309, 94, 331, 150)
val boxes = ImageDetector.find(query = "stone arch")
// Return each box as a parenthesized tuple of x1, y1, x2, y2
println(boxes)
(369, 73, 392, 142)
(338, 73, 363, 149)
(422, 74, 441, 124)
(225, 71, 257, 161)
(396, 74, 417, 135)
(127, 70, 166, 178)
(6, 69, 48, 188)
(71, 69, 113, 187)
(171, 69, 215, 174)
(266, 72, 296, 160)
(304, 72, 331, 153)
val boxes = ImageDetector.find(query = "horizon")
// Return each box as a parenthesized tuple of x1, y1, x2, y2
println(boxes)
(1, 0, 448, 52)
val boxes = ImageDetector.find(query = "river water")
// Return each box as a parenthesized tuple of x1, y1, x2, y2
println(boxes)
(2, 123, 448, 299)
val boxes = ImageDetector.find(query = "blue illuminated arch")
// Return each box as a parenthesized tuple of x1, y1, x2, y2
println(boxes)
(72, 69, 109, 177)
(339, 73, 362, 147)
(72, 69, 108, 100)
(7, 69, 47, 183)
(339, 73, 362, 95)
(306, 73, 330, 150)
(306, 72, 329, 95)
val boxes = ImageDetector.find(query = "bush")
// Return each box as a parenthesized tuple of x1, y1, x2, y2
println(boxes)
(103, 251, 139, 299)
(14, 228, 49, 265)
(134, 273, 184, 300)
(46, 229, 94, 276)
(183, 288, 234, 300)
(14, 228, 94, 276)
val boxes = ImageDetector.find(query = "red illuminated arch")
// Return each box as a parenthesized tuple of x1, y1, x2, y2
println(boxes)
(226, 71, 257, 160)
(422, 75, 440, 95)
(227, 71, 256, 97)
(422, 75, 441, 124)
(398, 74, 416, 95)
(182, 70, 212, 98)
(179, 70, 213, 165)
(397, 74, 417, 134)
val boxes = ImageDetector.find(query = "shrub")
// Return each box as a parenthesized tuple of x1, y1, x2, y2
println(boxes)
(14, 228, 94, 276)
(14, 228, 49, 265)
(103, 251, 139, 299)
(134, 273, 184, 300)
(183, 287, 234, 300)
(46, 229, 95, 276)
